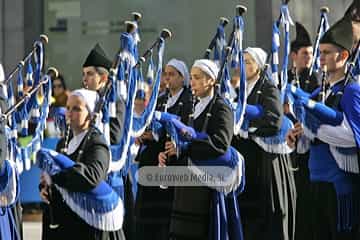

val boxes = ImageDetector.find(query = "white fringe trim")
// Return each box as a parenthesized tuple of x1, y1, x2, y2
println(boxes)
(252, 136, 294, 154)
(55, 186, 124, 231)
(329, 146, 359, 174)
(187, 151, 244, 195)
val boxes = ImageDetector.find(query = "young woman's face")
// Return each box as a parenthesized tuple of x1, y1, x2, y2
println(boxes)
(66, 95, 90, 134)
(244, 53, 260, 81)
(53, 79, 64, 97)
(190, 67, 214, 98)
(164, 65, 184, 93)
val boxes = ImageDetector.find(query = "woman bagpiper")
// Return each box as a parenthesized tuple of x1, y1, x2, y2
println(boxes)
(39, 89, 125, 240)
(159, 59, 243, 240)
(232, 47, 296, 240)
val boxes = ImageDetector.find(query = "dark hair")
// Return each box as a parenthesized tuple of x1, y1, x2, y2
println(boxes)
(53, 74, 67, 90)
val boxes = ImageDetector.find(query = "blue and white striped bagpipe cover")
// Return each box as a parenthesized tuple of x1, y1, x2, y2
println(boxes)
(155, 111, 245, 240)
(240, 3, 294, 155)
(213, 14, 247, 138)
(287, 83, 360, 174)
(36, 148, 124, 231)
(102, 30, 139, 175)
(130, 39, 164, 138)
(4, 41, 52, 173)
(104, 28, 165, 202)
(285, 9, 329, 154)
(309, 10, 329, 76)
(109, 29, 165, 174)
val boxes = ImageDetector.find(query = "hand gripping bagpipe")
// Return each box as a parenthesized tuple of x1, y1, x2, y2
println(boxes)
(36, 25, 171, 231)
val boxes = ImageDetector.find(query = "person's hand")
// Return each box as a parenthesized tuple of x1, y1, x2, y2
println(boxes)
(164, 140, 177, 157)
(286, 122, 304, 148)
(39, 173, 51, 204)
(39, 186, 50, 204)
(158, 152, 167, 167)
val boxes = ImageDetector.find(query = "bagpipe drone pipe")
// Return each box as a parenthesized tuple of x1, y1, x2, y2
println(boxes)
(37, 18, 172, 231)
(204, 5, 248, 137)
(0, 34, 57, 206)
(228, 0, 295, 155)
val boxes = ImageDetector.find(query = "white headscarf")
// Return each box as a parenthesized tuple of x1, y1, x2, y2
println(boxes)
(192, 59, 219, 80)
(70, 88, 99, 114)
(166, 58, 190, 87)
(244, 47, 267, 69)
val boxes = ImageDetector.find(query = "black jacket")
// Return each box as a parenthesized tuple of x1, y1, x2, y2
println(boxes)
(52, 129, 110, 192)
(247, 75, 283, 137)
(170, 94, 234, 239)
(288, 68, 320, 93)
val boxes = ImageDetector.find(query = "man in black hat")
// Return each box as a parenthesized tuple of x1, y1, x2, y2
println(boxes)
(345, 0, 360, 43)
(287, 22, 321, 240)
(82, 43, 125, 144)
(287, 16, 360, 239)
(288, 22, 320, 93)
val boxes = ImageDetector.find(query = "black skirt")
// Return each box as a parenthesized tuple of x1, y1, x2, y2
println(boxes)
(292, 152, 313, 240)
(234, 138, 296, 240)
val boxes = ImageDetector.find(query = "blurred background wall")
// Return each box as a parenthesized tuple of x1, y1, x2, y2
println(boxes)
(0, 0, 353, 89)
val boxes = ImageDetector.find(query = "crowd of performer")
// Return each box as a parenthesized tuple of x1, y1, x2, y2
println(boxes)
(1, 1, 360, 240)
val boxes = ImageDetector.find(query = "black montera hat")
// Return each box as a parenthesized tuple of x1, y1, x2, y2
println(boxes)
(291, 22, 312, 52)
(320, 16, 353, 53)
(345, 0, 360, 22)
(82, 43, 112, 70)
